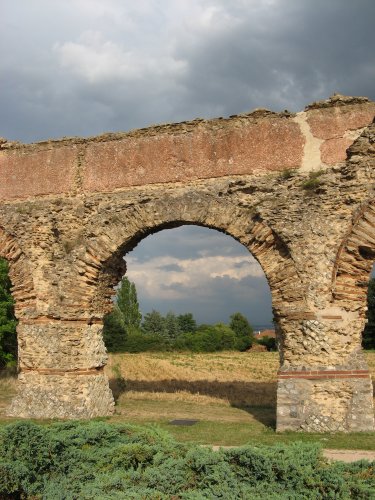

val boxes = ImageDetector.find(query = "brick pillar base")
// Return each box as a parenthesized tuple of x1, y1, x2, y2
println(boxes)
(7, 370, 115, 419)
(7, 319, 115, 419)
(276, 369, 374, 432)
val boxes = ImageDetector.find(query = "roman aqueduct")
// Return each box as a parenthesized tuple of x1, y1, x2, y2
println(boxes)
(1, 94, 374, 432)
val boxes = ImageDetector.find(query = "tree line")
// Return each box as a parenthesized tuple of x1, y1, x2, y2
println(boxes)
(102, 277, 259, 352)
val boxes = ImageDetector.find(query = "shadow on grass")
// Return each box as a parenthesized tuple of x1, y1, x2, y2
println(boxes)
(109, 377, 277, 428)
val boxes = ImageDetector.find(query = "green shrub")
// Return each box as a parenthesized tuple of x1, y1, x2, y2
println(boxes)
(123, 332, 168, 352)
(0, 258, 17, 368)
(1, 421, 374, 499)
(301, 169, 325, 191)
(279, 168, 296, 180)
(175, 323, 237, 352)
(256, 335, 277, 351)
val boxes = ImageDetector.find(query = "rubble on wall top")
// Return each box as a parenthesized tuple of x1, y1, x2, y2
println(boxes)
(0, 137, 21, 150)
(0, 108, 293, 151)
(1, 96, 373, 152)
(305, 94, 370, 111)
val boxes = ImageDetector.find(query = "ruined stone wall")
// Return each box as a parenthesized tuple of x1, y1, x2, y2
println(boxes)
(1, 94, 374, 201)
(0, 95, 374, 431)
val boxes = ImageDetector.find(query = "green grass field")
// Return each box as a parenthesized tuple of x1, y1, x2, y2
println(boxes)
(1, 351, 374, 449)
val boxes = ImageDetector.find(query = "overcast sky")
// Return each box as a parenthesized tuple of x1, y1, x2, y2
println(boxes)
(2, 1, 374, 326)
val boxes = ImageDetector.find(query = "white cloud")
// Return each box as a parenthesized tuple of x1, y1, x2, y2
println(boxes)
(54, 31, 187, 84)
(126, 253, 264, 300)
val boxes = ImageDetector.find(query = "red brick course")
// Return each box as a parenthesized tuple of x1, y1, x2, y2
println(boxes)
(278, 369, 370, 380)
(0, 146, 77, 201)
(1, 100, 374, 201)
(83, 118, 304, 192)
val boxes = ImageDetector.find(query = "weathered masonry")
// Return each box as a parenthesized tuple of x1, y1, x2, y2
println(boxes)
(1, 95, 374, 432)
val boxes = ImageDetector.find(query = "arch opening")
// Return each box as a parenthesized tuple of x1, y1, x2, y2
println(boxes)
(100, 223, 279, 427)
(127, 225, 273, 327)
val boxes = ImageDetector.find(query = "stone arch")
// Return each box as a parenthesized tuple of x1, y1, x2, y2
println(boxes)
(8, 191, 305, 421)
(0, 226, 36, 319)
(331, 200, 375, 348)
(78, 194, 303, 334)
(333, 201, 375, 309)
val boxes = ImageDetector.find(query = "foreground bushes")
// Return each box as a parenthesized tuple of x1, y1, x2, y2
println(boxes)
(0, 421, 374, 499)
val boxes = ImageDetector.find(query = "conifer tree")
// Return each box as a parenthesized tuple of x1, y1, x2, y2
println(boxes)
(102, 276, 142, 352)
(116, 276, 142, 334)
(229, 312, 254, 351)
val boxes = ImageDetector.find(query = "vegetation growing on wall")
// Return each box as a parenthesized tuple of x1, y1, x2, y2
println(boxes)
(301, 169, 325, 191)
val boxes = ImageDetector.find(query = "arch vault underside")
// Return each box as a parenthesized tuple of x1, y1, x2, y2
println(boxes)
(0, 95, 374, 431)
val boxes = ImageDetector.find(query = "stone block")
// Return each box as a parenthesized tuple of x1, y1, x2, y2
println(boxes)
(7, 371, 115, 419)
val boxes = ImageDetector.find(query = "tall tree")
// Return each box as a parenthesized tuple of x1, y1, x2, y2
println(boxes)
(177, 313, 197, 334)
(165, 311, 181, 340)
(0, 258, 17, 368)
(142, 310, 167, 339)
(363, 278, 375, 349)
(102, 308, 125, 352)
(102, 276, 142, 352)
(229, 312, 254, 351)
(116, 276, 142, 335)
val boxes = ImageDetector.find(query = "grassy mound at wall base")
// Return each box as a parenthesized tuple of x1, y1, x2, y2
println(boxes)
(0, 421, 374, 499)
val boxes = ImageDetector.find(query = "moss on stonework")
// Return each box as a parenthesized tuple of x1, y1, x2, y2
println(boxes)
(301, 170, 325, 190)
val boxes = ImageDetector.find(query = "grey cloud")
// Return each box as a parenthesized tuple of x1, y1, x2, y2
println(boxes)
(137, 274, 272, 326)
(2, 1, 374, 143)
(126, 226, 249, 263)
(172, 0, 375, 117)
(158, 263, 184, 272)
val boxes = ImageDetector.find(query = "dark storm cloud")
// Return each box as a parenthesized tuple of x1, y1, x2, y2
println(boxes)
(127, 226, 249, 263)
(172, 0, 375, 118)
(1, 1, 374, 142)
(136, 273, 272, 326)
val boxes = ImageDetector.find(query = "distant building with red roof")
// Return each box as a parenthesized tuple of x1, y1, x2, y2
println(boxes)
(255, 329, 276, 338)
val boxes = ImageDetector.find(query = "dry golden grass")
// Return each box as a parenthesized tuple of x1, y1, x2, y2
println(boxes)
(0, 352, 374, 423)
(106, 351, 279, 408)
(106, 351, 375, 413)
(0, 372, 17, 414)
(107, 351, 278, 382)
(367, 351, 375, 377)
